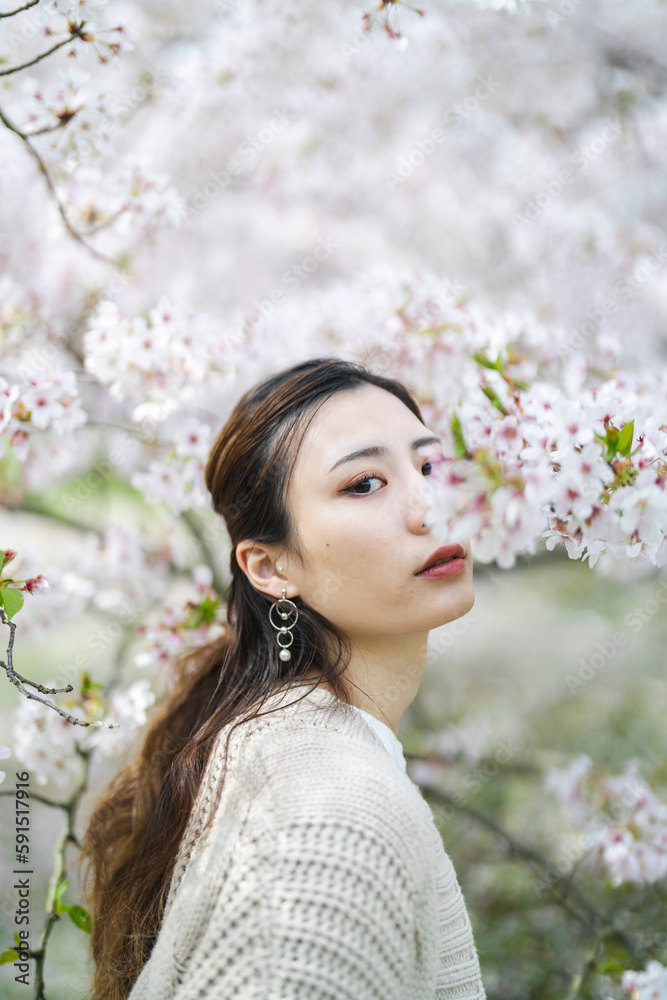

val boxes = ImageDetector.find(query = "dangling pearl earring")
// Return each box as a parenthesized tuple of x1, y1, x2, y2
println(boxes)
(269, 584, 298, 662)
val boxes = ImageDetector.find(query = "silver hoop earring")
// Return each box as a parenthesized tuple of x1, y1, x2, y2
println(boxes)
(269, 588, 299, 662)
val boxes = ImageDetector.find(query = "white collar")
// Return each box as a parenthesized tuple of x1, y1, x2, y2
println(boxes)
(348, 705, 407, 773)
(282, 682, 408, 773)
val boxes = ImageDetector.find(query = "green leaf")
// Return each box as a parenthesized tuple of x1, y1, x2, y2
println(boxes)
(198, 595, 220, 624)
(0, 587, 23, 620)
(13, 932, 23, 948)
(61, 903, 92, 934)
(472, 350, 503, 372)
(449, 412, 470, 460)
(53, 878, 71, 904)
(594, 427, 617, 463)
(596, 959, 624, 975)
(616, 419, 634, 456)
(481, 384, 509, 415)
(80, 671, 104, 694)
(184, 595, 221, 629)
(0, 949, 19, 965)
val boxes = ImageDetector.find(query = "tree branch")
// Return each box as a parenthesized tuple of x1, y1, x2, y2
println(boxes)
(0, 103, 115, 263)
(31, 746, 92, 999)
(180, 508, 229, 596)
(0, 0, 39, 18)
(418, 781, 644, 962)
(0, 605, 118, 728)
(23, 119, 71, 138)
(0, 788, 69, 809)
(564, 928, 606, 1000)
(0, 35, 75, 77)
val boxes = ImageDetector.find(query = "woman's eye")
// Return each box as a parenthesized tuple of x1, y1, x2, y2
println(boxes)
(346, 474, 384, 495)
(343, 461, 434, 496)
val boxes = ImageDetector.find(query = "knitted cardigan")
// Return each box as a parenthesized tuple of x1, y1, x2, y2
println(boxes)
(127, 682, 487, 1000)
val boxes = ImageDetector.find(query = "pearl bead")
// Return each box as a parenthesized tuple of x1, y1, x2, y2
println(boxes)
(279, 649, 291, 661)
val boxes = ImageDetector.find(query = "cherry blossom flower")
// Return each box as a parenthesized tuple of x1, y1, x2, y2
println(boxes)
(12, 698, 85, 788)
(134, 569, 228, 676)
(621, 961, 667, 1000)
(545, 757, 667, 886)
(83, 680, 157, 758)
(20, 370, 87, 434)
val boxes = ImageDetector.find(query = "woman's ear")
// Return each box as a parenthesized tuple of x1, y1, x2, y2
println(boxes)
(235, 540, 296, 600)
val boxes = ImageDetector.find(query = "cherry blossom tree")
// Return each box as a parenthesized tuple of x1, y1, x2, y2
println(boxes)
(0, 0, 665, 995)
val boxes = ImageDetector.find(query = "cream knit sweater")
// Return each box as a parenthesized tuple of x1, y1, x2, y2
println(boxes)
(128, 682, 487, 1000)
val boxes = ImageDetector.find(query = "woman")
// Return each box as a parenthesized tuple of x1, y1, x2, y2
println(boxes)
(79, 356, 487, 1000)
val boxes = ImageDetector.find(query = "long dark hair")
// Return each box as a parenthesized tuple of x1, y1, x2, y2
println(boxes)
(77, 355, 426, 1000)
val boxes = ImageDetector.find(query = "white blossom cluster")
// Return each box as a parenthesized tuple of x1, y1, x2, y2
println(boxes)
(83, 297, 234, 423)
(134, 564, 229, 676)
(71, 268, 667, 567)
(619, 962, 667, 1000)
(4, 521, 172, 640)
(12, 678, 156, 786)
(545, 754, 667, 887)
(0, 369, 87, 462)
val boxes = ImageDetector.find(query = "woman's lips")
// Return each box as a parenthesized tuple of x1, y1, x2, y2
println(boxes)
(415, 543, 466, 576)
(415, 557, 466, 580)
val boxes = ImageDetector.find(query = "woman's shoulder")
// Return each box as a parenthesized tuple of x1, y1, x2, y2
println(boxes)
(224, 682, 409, 791)
(211, 684, 437, 867)
(166, 683, 438, 921)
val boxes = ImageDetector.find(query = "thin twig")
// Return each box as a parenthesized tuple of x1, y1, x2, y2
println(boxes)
(5, 496, 105, 536)
(23, 119, 71, 137)
(78, 205, 128, 236)
(0, 788, 69, 809)
(4, 500, 207, 593)
(180, 509, 229, 596)
(0, 0, 39, 18)
(419, 782, 644, 961)
(0, 103, 115, 262)
(0, 35, 75, 77)
(31, 746, 93, 1000)
(0, 606, 118, 728)
(564, 929, 606, 1000)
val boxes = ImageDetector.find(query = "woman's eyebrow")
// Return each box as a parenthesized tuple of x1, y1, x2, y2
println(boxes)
(328, 435, 442, 474)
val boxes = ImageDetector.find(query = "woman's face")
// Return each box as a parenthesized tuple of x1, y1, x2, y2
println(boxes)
(280, 384, 474, 641)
